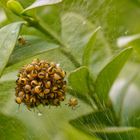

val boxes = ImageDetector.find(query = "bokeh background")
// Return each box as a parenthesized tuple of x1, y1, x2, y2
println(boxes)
(0, 0, 140, 139)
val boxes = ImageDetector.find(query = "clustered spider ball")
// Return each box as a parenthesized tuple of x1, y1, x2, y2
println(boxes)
(15, 59, 66, 109)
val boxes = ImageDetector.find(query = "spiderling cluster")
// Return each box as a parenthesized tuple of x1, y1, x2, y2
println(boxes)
(15, 59, 66, 109)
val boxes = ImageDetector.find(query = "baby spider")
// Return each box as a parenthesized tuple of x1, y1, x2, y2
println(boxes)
(18, 36, 30, 46)
(18, 36, 27, 46)
(67, 98, 78, 109)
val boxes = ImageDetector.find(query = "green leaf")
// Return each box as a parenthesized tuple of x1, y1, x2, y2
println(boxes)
(0, 81, 91, 140)
(0, 113, 28, 139)
(121, 83, 140, 127)
(2, 47, 75, 83)
(61, 12, 95, 63)
(70, 110, 115, 128)
(8, 35, 59, 66)
(82, 27, 101, 67)
(117, 34, 140, 48)
(117, 34, 140, 55)
(37, 6, 61, 34)
(110, 72, 138, 120)
(68, 66, 93, 104)
(95, 48, 133, 103)
(68, 66, 90, 95)
(0, 22, 23, 77)
(23, 0, 62, 12)
(0, 82, 16, 106)
(70, 111, 139, 140)
(67, 87, 91, 105)
(63, 125, 100, 140)
(0, 71, 17, 83)
(109, 73, 140, 128)
(95, 127, 139, 140)
(68, 66, 97, 106)
(7, 0, 24, 16)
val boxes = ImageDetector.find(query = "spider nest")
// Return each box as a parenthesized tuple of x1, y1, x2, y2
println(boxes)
(15, 59, 66, 110)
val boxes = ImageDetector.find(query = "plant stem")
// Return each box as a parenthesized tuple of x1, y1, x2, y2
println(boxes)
(26, 17, 80, 68)
(60, 48, 81, 67)
(109, 104, 119, 126)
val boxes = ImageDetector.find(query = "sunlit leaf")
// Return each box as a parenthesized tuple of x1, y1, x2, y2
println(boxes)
(110, 72, 138, 120)
(117, 34, 140, 55)
(117, 34, 140, 48)
(95, 48, 133, 103)
(24, 0, 62, 12)
(0, 22, 24, 77)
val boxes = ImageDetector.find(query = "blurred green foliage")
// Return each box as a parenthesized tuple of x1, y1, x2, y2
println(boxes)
(1, 0, 140, 140)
